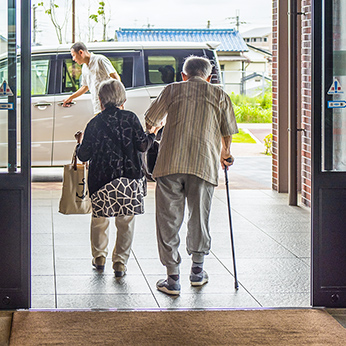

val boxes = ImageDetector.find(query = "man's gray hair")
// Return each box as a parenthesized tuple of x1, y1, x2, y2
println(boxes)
(98, 79, 126, 108)
(71, 42, 88, 53)
(182, 56, 213, 79)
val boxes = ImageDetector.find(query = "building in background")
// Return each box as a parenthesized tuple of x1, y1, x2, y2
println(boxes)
(115, 28, 271, 96)
(236, 45, 272, 97)
(241, 27, 272, 53)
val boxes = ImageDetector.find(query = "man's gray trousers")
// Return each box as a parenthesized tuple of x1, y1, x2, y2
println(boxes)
(155, 173, 214, 275)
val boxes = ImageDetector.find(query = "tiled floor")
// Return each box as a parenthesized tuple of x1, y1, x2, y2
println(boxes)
(31, 155, 312, 310)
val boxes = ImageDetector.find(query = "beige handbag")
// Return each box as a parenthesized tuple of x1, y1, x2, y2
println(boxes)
(59, 147, 92, 214)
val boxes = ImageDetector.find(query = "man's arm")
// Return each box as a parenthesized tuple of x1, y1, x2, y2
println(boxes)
(110, 71, 121, 81)
(63, 85, 89, 107)
(144, 86, 169, 130)
(220, 135, 234, 170)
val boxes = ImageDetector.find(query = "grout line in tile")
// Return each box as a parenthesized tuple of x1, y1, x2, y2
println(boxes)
(51, 200, 58, 309)
(131, 250, 161, 309)
(210, 250, 263, 307)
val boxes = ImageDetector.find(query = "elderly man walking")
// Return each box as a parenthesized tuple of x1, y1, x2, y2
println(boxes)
(145, 56, 238, 295)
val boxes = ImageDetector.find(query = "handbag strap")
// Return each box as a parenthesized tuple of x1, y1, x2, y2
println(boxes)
(71, 146, 78, 170)
(72, 144, 88, 171)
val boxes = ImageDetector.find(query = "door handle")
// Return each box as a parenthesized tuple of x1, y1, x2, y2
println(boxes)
(58, 101, 76, 106)
(34, 102, 52, 107)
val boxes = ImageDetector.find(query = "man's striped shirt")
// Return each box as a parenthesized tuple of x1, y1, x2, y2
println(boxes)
(145, 76, 238, 186)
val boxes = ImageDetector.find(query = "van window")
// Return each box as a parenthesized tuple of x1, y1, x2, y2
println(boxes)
(0, 60, 20, 95)
(62, 60, 82, 93)
(147, 56, 177, 84)
(144, 49, 209, 86)
(108, 56, 133, 88)
(62, 56, 133, 93)
(0, 61, 8, 86)
(0, 58, 50, 96)
(31, 59, 50, 95)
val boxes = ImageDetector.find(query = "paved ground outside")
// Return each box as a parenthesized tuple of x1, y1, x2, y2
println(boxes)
(30, 123, 312, 310)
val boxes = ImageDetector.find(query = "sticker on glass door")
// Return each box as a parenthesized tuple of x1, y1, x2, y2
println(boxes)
(327, 101, 346, 108)
(328, 77, 344, 94)
(0, 80, 14, 110)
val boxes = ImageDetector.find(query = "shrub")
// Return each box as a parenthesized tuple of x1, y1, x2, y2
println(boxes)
(230, 92, 272, 123)
(264, 133, 273, 155)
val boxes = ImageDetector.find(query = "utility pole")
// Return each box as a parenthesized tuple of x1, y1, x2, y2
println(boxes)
(145, 18, 154, 29)
(227, 9, 247, 32)
(72, 0, 75, 43)
(235, 10, 240, 32)
(207, 20, 210, 29)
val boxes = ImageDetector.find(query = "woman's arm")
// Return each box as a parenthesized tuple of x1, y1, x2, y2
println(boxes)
(132, 116, 156, 152)
(75, 123, 93, 162)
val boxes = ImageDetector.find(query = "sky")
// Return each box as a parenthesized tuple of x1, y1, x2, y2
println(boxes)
(1, 0, 272, 45)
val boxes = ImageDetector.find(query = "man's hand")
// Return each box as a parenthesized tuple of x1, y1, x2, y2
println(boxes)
(221, 136, 234, 170)
(63, 86, 88, 107)
(220, 147, 234, 170)
(62, 96, 74, 107)
(75, 131, 83, 144)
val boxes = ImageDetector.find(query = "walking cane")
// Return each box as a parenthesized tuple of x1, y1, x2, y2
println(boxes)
(224, 156, 239, 290)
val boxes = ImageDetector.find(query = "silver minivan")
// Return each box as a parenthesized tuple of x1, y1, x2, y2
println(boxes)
(0, 41, 221, 167)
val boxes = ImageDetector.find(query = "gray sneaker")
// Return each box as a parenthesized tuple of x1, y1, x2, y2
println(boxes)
(156, 279, 181, 295)
(113, 262, 127, 278)
(190, 267, 209, 286)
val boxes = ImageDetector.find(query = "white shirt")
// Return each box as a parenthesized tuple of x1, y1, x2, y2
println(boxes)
(81, 53, 116, 114)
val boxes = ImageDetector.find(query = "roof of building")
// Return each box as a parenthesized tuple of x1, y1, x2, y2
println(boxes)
(247, 44, 272, 56)
(241, 27, 272, 38)
(243, 47, 270, 63)
(115, 28, 248, 52)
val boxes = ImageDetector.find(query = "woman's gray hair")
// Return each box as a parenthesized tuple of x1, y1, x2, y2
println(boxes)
(182, 56, 213, 79)
(98, 79, 126, 108)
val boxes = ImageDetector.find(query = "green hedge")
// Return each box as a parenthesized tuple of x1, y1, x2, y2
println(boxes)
(230, 92, 272, 123)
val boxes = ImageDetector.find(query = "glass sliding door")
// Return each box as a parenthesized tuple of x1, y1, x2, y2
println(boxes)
(322, 0, 346, 171)
(312, 0, 346, 307)
(0, 0, 31, 309)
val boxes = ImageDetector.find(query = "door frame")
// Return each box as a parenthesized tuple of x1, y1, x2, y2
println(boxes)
(311, 0, 346, 307)
(0, 0, 31, 310)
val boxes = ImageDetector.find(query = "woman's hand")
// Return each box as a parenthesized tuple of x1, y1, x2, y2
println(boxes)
(74, 131, 83, 144)
(153, 126, 162, 136)
(151, 121, 164, 136)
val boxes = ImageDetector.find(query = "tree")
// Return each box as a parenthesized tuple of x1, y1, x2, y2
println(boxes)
(89, 1, 111, 41)
(88, 3, 98, 42)
(38, 1, 70, 44)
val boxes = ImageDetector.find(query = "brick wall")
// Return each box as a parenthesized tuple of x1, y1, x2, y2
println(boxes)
(272, 0, 279, 190)
(271, 0, 312, 206)
(301, 0, 312, 207)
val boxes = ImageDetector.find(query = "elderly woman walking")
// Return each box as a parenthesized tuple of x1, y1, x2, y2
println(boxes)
(75, 79, 158, 277)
